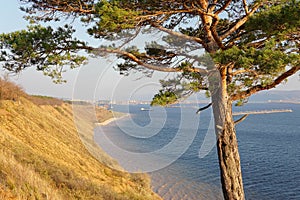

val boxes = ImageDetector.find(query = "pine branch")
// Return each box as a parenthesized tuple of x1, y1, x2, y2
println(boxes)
(196, 102, 212, 114)
(234, 114, 249, 125)
(215, 0, 233, 15)
(231, 65, 300, 101)
(220, 3, 261, 40)
(150, 22, 204, 45)
(94, 47, 208, 74)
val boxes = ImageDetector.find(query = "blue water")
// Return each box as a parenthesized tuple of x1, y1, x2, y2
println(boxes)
(94, 103, 300, 200)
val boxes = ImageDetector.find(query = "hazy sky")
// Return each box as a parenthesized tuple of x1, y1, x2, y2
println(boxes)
(0, 0, 166, 101)
(0, 0, 299, 101)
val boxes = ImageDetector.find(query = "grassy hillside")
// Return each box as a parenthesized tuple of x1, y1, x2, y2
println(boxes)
(0, 79, 161, 200)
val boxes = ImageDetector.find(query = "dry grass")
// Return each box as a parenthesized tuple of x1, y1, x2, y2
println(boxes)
(0, 80, 161, 200)
(0, 77, 26, 101)
(0, 150, 63, 200)
(28, 95, 64, 106)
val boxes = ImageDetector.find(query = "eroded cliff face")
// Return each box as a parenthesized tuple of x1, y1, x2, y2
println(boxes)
(0, 97, 161, 200)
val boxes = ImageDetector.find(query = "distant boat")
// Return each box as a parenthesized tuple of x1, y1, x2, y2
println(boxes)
(140, 107, 152, 111)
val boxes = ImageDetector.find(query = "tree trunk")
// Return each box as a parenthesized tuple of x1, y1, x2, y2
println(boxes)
(215, 102, 245, 200)
(210, 71, 245, 200)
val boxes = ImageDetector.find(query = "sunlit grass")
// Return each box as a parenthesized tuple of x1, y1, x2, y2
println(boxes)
(0, 80, 161, 200)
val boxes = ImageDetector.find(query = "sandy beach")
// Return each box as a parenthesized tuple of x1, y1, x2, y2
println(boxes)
(95, 113, 130, 126)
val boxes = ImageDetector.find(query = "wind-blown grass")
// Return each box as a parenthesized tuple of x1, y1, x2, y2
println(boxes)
(0, 80, 161, 200)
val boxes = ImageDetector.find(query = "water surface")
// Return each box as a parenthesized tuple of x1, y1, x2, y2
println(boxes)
(95, 103, 300, 200)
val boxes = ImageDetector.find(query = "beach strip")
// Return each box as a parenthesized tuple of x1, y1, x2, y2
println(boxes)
(95, 113, 130, 126)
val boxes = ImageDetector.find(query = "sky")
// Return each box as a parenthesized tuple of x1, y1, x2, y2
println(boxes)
(0, 0, 299, 101)
(0, 0, 166, 101)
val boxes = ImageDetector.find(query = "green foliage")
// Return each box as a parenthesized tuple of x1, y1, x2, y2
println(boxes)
(150, 71, 208, 106)
(151, 90, 178, 106)
(1, 0, 299, 100)
(0, 25, 87, 83)
(244, 1, 300, 38)
(235, 99, 248, 107)
(1, 1, 299, 199)
(213, 38, 300, 95)
(86, 0, 140, 38)
(214, 42, 297, 75)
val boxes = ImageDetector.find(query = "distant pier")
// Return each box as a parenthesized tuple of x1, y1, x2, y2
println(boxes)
(233, 109, 293, 116)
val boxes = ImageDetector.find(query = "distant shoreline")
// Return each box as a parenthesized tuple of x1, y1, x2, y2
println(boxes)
(95, 113, 130, 126)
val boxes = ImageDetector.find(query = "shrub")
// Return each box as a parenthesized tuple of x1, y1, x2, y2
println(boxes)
(0, 76, 26, 101)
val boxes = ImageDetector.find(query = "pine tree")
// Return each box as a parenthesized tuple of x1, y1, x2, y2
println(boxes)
(1, 1, 299, 199)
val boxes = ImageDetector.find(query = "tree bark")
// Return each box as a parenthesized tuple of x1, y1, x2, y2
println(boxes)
(210, 71, 245, 200)
(216, 103, 245, 200)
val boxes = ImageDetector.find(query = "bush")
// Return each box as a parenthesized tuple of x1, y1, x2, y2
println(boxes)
(0, 76, 26, 101)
